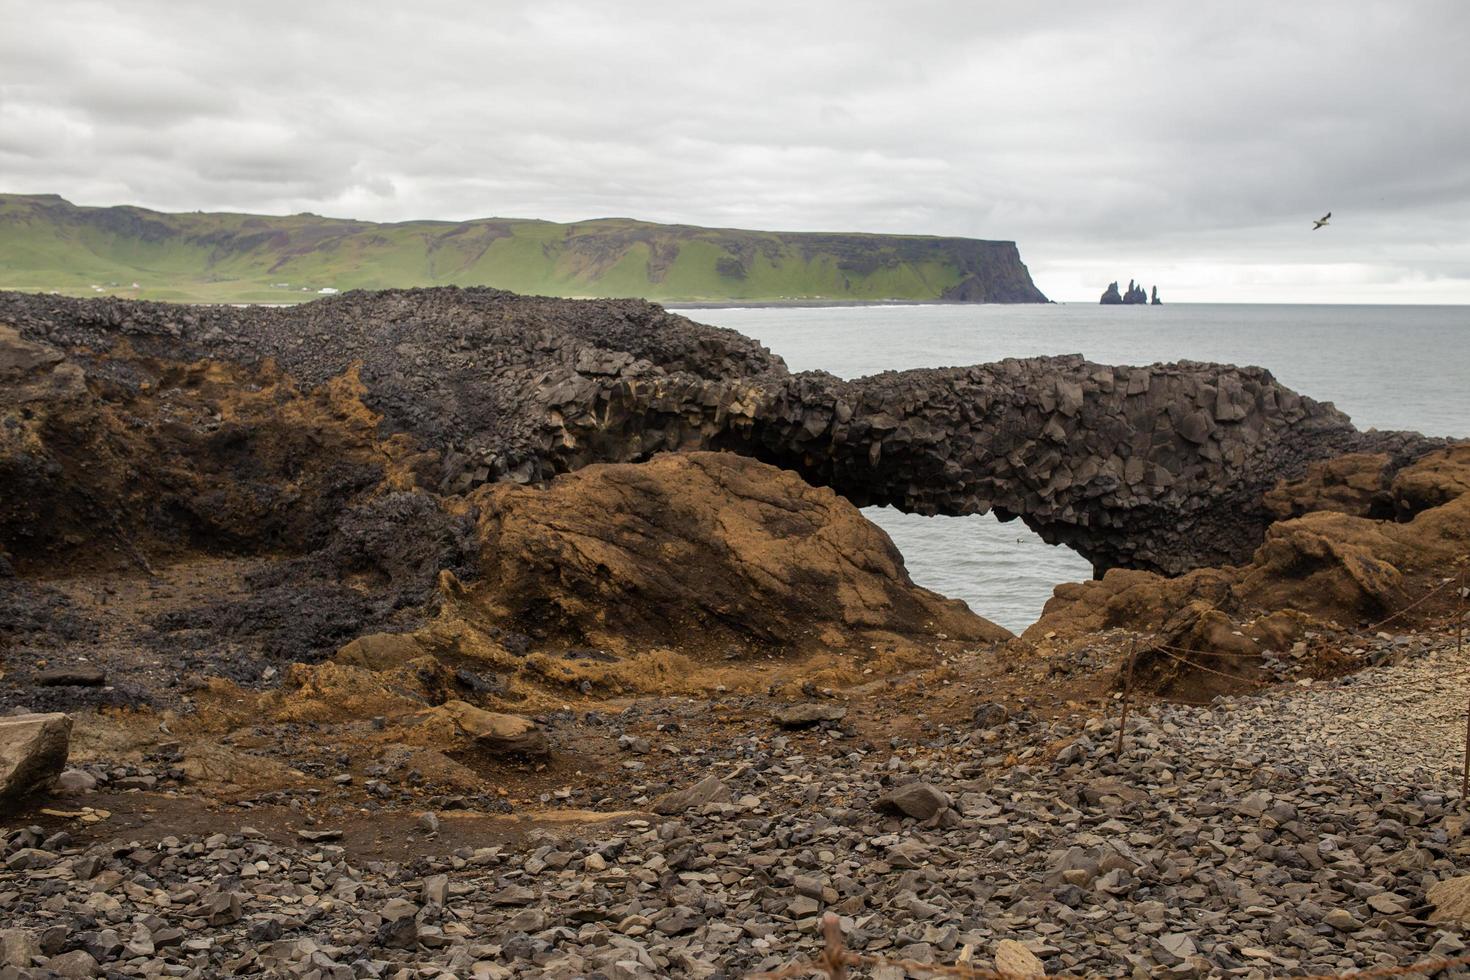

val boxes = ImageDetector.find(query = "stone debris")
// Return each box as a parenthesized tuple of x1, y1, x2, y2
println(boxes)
(0, 713, 71, 805)
(4, 643, 1469, 977)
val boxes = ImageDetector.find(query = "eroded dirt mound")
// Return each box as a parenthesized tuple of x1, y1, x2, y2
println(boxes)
(0, 323, 437, 575)
(459, 451, 1008, 657)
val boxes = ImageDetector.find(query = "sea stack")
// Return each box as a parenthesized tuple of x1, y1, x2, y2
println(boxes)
(1099, 279, 1159, 305)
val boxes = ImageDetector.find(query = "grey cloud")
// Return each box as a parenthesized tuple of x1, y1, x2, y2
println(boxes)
(0, 0, 1467, 300)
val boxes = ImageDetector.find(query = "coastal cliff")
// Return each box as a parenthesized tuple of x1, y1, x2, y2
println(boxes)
(4, 286, 1467, 980)
(0, 193, 1049, 305)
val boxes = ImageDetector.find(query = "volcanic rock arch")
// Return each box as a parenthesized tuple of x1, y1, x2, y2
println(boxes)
(0, 287, 1439, 577)
(538, 356, 1435, 576)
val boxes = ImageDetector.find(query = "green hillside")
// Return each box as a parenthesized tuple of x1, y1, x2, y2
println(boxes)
(0, 194, 1048, 305)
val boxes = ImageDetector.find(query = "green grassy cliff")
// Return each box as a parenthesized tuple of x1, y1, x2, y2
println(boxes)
(0, 194, 1048, 304)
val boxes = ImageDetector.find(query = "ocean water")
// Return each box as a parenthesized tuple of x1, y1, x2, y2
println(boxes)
(672, 303, 1470, 633)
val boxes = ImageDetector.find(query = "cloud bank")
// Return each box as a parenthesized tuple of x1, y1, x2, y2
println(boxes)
(2, 0, 1467, 301)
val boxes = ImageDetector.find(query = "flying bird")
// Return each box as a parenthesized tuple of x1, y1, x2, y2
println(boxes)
(1312, 211, 1332, 230)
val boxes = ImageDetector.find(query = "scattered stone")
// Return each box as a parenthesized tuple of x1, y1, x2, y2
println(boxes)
(54, 769, 96, 794)
(45, 949, 100, 978)
(296, 829, 343, 842)
(0, 929, 40, 969)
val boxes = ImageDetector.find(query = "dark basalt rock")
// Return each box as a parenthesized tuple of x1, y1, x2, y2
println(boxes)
(0, 287, 1441, 577)
(1099, 280, 1158, 305)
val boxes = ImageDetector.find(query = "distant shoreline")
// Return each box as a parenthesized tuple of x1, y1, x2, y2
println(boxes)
(668, 299, 1061, 310)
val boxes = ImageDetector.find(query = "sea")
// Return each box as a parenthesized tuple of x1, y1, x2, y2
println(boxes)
(671, 303, 1470, 633)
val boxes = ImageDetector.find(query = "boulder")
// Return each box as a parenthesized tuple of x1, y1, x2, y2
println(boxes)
(652, 774, 732, 815)
(972, 702, 1009, 728)
(994, 939, 1045, 978)
(35, 667, 106, 687)
(1428, 875, 1470, 924)
(874, 782, 950, 820)
(0, 713, 71, 805)
(436, 701, 549, 758)
(771, 703, 847, 728)
(334, 633, 428, 671)
(462, 452, 1008, 658)
(0, 928, 40, 969)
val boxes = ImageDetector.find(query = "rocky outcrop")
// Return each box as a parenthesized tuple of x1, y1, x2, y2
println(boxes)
(1099, 281, 1156, 305)
(458, 452, 1006, 656)
(0, 713, 72, 805)
(1025, 445, 1470, 654)
(0, 288, 1441, 578)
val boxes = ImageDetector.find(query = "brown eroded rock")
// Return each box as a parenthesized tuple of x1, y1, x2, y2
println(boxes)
(652, 774, 732, 814)
(273, 658, 454, 724)
(432, 700, 550, 758)
(1026, 444, 1470, 676)
(1263, 452, 1395, 520)
(994, 939, 1046, 978)
(459, 452, 1008, 659)
(0, 712, 72, 804)
(1427, 875, 1470, 924)
(771, 702, 848, 728)
(334, 633, 429, 671)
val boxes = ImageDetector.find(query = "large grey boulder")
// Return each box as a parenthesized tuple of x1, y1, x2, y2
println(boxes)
(651, 774, 731, 815)
(0, 712, 72, 805)
(874, 782, 951, 820)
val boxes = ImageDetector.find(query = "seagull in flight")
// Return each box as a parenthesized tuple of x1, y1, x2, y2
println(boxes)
(1312, 211, 1332, 230)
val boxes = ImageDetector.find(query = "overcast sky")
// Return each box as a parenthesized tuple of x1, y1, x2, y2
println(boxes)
(2, 0, 1468, 302)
